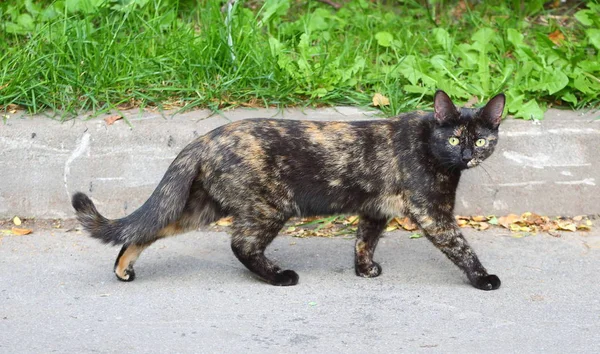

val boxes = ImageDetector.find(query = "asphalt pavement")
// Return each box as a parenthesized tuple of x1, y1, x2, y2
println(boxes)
(1, 226, 598, 353)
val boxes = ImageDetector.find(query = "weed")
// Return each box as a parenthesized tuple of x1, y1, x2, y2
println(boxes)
(0, 0, 598, 119)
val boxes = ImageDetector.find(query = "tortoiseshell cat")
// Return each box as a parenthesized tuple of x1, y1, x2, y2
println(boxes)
(73, 90, 505, 290)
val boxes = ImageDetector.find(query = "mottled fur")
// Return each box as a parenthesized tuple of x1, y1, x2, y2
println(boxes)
(73, 90, 505, 290)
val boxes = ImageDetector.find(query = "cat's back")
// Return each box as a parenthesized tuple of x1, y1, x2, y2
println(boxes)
(200, 117, 398, 150)
(192, 115, 433, 172)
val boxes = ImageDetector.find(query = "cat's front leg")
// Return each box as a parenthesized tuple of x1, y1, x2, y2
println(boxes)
(412, 214, 501, 290)
(354, 215, 387, 278)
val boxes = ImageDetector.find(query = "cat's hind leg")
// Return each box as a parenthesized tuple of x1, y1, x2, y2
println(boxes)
(355, 215, 387, 278)
(230, 217, 297, 286)
(113, 220, 187, 282)
(114, 243, 150, 281)
(112, 184, 224, 282)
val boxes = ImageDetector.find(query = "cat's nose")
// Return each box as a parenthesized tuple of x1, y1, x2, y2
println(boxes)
(462, 149, 472, 162)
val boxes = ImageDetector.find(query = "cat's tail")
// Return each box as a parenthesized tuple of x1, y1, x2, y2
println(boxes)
(72, 141, 205, 245)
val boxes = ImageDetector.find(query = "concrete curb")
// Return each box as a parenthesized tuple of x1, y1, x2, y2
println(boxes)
(1, 107, 599, 219)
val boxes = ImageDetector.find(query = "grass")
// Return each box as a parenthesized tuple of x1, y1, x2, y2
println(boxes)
(0, 0, 599, 120)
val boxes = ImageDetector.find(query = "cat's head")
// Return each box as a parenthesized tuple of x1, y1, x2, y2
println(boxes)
(429, 90, 505, 171)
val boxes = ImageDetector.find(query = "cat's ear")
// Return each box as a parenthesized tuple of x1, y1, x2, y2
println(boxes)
(480, 93, 505, 128)
(434, 90, 458, 123)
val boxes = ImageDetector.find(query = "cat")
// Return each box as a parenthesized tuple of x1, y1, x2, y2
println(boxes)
(72, 90, 505, 290)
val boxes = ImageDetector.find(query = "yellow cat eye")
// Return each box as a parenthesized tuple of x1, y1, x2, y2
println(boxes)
(475, 138, 486, 147)
(448, 137, 460, 146)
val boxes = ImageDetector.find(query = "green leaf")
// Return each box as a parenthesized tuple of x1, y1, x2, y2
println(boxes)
(533, 69, 569, 95)
(561, 93, 577, 105)
(340, 56, 365, 83)
(311, 88, 328, 98)
(512, 99, 544, 120)
(4, 22, 23, 35)
(477, 50, 490, 93)
(64, 0, 79, 13)
(396, 55, 437, 87)
(17, 14, 34, 31)
(433, 28, 452, 52)
(397, 55, 419, 85)
(471, 28, 496, 51)
(41, 5, 60, 21)
(524, 0, 544, 15)
(308, 8, 330, 32)
(403, 85, 429, 94)
(488, 216, 499, 225)
(298, 32, 310, 52)
(456, 43, 477, 68)
(268, 37, 282, 57)
(24, 0, 42, 17)
(375, 31, 394, 47)
(586, 29, 600, 50)
(506, 28, 525, 48)
(573, 74, 600, 94)
(409, 233, 422, 239)
(574, 10, 593, 26)
(259, 0, 290, 26)
(578, 60, 600, 72)
(66, 0, 105, 13)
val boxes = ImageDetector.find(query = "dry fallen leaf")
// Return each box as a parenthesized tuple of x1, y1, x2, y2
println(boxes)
(372, 93, 390, 107)
(475, 222, 490, 231)
(457, 219, 469, 227)
(522, 212, 542, 224)
(556, 222, 576, 232)
(400, 217, 418, 231)
(215, 217, 233, 226)
(548, 0, 561, 8)
(548, 30, 565, 45)
(11, 227, 33, 235)
(385, 225, 398, 232)
(577, 224, 592, 231)
(451, 0, 471, 19)
(498, 214, 521, 229)
(104, 114, 123, 125)
(216, 212, 592, 238)
(286, 226, 296, 233)
(346, 215, 360, 225)
(385, 217, 400, 232)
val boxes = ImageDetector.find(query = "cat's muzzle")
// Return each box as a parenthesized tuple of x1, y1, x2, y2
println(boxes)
(466, 159, 481, 168)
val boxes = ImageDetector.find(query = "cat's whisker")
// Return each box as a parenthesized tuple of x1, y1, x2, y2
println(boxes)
(480, 161, 499, 175)
(477, 163, 495, 183)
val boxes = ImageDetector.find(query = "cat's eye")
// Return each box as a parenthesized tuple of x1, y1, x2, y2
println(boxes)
(475, 138, 486, 147)
(448, 137, 460, 146)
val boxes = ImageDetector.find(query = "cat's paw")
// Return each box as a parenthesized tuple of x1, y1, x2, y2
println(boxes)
(272, 269, 299, 286)
(355, 262, 382, 278)
(472, 274, 501, 290)
(115, 267, 136, 282)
